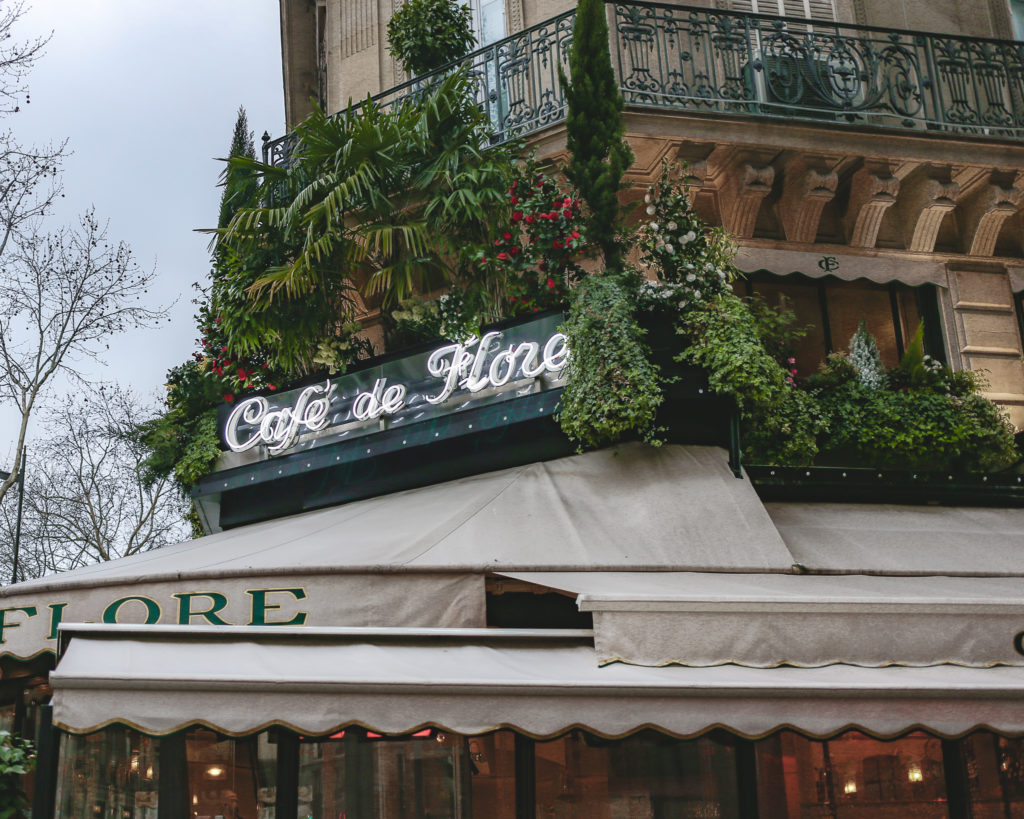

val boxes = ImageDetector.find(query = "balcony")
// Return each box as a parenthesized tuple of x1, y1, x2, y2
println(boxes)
(264, 0, 1024, 166)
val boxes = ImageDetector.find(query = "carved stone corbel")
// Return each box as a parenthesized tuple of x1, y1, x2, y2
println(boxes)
(844, 166, 900, 249)
(719, 163, 775, 239)
(961, 184, 1022, 258)
(778, 164, 839, 244)
(900, 177, 960, 253)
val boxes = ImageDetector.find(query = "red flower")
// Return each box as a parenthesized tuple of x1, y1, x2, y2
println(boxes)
(572, 231, 580, 239)
(497, 252, 509, 260)
(510, 196, 519, 205)
(509, 246, 520, 255)
(238, 368, 247, 381)
(494, 239, 502, 246)
(216, 316, 222, 323)
(224, 394, 234, 402)
(525, 215, 535, 225)
(269, 385, 277, 391)
(552, 239, 564, 250)
(510, 296, 517, 302)
(563, 208, 572, 218)
(547, 278, 556, 290)
(221, 345, 228, 353)
(548, 211, 558, 220)
(512, 210, 523, 222)
(503, 232, 512, 241)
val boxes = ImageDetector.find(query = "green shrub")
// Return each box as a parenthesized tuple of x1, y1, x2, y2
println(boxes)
(387, 0, 476, 77)
(810, 349, 1018, 473)
(0, 731, 34, 819)
(677, 292, 823, 464)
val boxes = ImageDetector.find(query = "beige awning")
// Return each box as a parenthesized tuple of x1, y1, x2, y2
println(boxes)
(51, 624, 1024, 739)
(501, 571, 1024, 668)
(765, 502, 1024, 576)
(0, 444, 791, 660)
(734, 246, 949, 287)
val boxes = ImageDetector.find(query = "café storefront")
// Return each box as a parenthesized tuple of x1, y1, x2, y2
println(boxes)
(4, 313, 1024, 818)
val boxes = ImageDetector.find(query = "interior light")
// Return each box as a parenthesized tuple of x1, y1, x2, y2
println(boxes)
(129, 752, 140, 773)
(908, 764, 923, 782)
(206, 765, 225, 779)
(144, 765, 154, 780)
(844, 780, 857, 794)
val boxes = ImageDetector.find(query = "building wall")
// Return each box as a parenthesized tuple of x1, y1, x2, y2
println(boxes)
(276, 0, 1024, 426)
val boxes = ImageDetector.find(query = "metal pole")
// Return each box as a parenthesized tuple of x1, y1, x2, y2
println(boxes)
(11, 447, 25, 584)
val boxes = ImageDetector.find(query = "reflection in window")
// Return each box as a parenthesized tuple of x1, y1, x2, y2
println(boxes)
(962, 733, 1024, 815)
(755, 730, 948, 818)
(54, 726, 159, 819)
(185, 729, 276, 819)
(738, 274, 937, 376)
(535, 730, 740, 818)
(298, 728, 509, 818)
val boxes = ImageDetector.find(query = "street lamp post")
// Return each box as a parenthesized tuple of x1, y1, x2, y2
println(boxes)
(0, 448, 26, 584)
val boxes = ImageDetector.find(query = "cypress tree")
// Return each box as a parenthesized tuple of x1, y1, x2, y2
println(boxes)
(218, 106, 257, 230)
(560, 0, 633, 270)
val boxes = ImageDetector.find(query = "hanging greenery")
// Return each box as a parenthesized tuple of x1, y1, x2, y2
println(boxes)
(557, 272, 664, 449)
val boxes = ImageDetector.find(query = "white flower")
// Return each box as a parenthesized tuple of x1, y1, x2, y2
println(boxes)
(665, 244, 675, 254)
(693, 290, 701, 299)
(685, 230, 697, 242)
(644, 193, 652, 204)
(649, 222, 659, 232)
(667, 221, 678, 231)
(646, 205, 656, 215)
(686, 273, 696, 282)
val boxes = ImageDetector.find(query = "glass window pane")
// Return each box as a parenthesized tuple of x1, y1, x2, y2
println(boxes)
(479, 0, 505, 45)
(962, 732, 1024, 816)
(186, 729, 276, 819)
(55, 726, 160, 819)
(755, 730, 948, 818)
(826, 281, 901, 368)
(535, 730, 740, 818)
(749, 276, 827, 377)
(0, 703, 14, 733)
(297, 728, 474, 818)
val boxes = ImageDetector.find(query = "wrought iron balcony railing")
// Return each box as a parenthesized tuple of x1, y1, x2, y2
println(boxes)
(264, 1, 1024, 166)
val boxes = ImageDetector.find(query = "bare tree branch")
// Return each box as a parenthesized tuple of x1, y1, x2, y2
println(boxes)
(0, 386, 189, 581)
(0, 211, 168, 508)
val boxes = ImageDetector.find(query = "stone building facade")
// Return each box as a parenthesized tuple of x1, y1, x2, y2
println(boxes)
(275, 0, 1024, 425)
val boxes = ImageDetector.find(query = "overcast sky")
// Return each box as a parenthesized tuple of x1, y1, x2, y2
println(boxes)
(1, 1, 285, 463)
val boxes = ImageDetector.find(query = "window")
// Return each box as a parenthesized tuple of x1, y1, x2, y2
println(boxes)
(55, 726, 160, 819)
(755, 730, 949, 817)
(1012, 0, 1024, 40)
(736, 274, 945, 378)
(732, 0, 837, 21)
(469, 0, 506, 46)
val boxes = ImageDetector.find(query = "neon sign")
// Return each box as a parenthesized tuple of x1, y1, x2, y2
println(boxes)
(221, 316, 569, 458)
